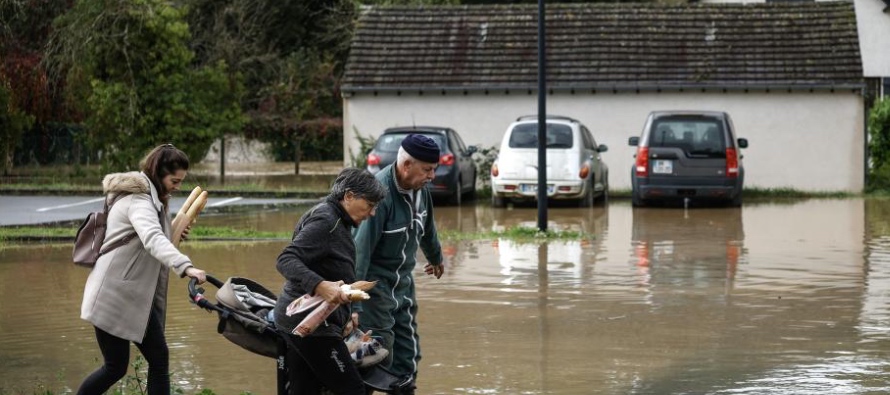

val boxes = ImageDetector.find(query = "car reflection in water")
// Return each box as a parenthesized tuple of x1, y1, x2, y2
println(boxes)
(489, 207, 609, 288)
(631, 206, 745, 295)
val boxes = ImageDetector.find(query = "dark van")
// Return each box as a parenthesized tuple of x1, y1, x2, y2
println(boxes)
(628, 111, 749, 207)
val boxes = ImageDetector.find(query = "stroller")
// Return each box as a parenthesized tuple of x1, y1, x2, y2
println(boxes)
(188, 275, 414, 394)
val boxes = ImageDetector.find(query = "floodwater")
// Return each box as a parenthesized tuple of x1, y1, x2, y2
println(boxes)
(2, 199, 890, 394)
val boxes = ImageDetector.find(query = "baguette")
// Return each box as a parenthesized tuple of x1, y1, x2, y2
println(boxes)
(173, 186, 203, 229)
(172, 190, 208, 246)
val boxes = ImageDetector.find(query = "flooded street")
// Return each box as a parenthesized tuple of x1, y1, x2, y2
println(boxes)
(2, 199, 890, 394)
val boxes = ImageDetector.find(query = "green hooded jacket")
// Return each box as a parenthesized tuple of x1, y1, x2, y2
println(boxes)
(353, 163, 443, 313)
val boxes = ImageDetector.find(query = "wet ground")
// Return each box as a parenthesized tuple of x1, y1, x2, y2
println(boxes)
(2, 198, 890, 394)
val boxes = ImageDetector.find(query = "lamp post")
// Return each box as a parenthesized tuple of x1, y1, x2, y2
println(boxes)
(537, 0, 548, 232)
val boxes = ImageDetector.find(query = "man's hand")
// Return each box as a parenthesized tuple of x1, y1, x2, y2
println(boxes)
(424, 263, 444, 279)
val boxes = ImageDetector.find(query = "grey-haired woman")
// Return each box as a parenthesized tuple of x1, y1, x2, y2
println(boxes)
(273, 167, 387, 394)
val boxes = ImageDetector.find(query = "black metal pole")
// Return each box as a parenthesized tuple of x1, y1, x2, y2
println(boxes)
(537, 0, 548, 232)
(220, 135, 226, 185)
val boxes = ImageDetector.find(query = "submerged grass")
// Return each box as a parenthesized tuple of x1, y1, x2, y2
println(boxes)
(0, 356, 252, 395)
(439, 226, 590, 242)
(608, 187, 855, 199)
(0, 225, 587, 244)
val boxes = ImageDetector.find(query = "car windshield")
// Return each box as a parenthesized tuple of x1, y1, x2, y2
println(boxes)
(650, 118, 726, 157)
(509, 123, 573, 149)
(375, 132, 446, 152)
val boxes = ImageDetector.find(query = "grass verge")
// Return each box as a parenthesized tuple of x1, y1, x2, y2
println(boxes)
(0, 226, 291, 243)
(1, 225, 590, 244)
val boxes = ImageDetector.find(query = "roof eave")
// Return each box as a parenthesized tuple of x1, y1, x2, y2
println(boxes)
(341, 83, 866, 95)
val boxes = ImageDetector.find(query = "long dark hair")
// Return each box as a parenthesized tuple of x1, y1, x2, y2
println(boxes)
(140, 144, 190, 205)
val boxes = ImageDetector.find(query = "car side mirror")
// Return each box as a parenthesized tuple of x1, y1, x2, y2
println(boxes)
(737, 138, 748, 149)
(628, 136, 639, 146)
(467, 145, 478, 155)
(597, 144, 609, 153)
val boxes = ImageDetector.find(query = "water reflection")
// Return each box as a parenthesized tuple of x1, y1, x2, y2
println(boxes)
(630, 206, 745, 296)
(3, 199, 890, 394)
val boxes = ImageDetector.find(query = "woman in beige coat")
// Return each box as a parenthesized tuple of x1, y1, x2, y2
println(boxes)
(78, 144, 206, 395)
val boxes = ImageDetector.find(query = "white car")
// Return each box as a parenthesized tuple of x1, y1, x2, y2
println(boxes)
(490, 115, 609, 207)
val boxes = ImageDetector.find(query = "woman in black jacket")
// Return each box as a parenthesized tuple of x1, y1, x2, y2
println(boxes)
(273, 167, 387, 395)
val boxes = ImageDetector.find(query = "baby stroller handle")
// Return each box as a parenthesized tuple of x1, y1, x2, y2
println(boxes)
(188, 275, 225, 312)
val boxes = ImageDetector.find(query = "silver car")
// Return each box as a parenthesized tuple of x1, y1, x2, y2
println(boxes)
(490, 115, 609, 207)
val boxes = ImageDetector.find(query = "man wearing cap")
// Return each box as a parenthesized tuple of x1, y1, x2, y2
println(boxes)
(353, 133, 445, 392)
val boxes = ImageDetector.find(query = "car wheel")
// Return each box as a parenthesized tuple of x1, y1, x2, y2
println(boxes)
(632, 189, 645, 207)
(450, 178, 462, 205)
(466, 174, 477, 200)
(731, 192, 742, 207)
(596, 171, 609, 205)
(578, 181, 593, 208)
(492, 193, 506, 208)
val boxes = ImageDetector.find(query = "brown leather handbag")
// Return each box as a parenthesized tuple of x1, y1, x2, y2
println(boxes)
(72, 193, 136, 268)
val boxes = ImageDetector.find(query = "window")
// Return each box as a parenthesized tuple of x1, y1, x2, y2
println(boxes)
(509, 123, 574, 149)
(651, 118, 725, 157)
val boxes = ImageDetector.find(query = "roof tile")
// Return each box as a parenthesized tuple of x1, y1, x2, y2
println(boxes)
(342, 2, 862, 91)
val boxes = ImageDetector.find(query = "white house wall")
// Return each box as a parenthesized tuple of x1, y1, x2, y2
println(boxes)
(343, 91, 864, 192)
(855, 0, 890, 77)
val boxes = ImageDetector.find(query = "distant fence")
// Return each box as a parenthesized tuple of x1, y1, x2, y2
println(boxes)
(14, 121, 344, 168)
(14, 123, 88, 166)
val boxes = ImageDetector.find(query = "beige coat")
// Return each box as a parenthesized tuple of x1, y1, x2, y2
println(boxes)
(81, 171, 193, 342)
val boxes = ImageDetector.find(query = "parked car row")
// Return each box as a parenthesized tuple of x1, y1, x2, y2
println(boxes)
(366, 110, 748, 208)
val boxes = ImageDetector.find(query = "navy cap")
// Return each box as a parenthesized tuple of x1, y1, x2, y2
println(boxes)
(401, 134, 440, 164)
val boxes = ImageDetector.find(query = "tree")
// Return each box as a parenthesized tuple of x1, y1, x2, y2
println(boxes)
(0, 78, 34, 174)
(1, 0, 80, 166)
(869, 97, 890, 189)
(47, 0, 244, 170)
(184, 0, 355, 164)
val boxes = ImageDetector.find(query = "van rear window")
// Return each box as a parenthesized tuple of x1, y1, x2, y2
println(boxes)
(650, 119, 725, 157)
(509, 124, 573, 149)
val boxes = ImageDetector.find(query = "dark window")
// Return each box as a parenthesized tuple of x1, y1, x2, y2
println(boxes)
(883, 77, 890, 99)
(651, 118, 726, 157)
(509, 123, 573, 149)
(453, 131, 468, 154)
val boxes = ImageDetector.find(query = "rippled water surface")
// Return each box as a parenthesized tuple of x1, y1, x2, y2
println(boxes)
(2, 199, 890, 394)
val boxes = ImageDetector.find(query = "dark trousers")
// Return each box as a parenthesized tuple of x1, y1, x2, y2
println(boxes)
(286, 335, 366, 395)
(77, 310, 170, 395)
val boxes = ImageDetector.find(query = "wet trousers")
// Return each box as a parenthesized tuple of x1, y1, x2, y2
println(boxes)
(77, 309, 169, 395)
(285, 334, 365, 395)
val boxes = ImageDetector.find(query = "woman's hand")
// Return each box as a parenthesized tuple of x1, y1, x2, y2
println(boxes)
(185, 267, 206, 284)
(314, 280, 346, 304)
(180, 224, 192, 242)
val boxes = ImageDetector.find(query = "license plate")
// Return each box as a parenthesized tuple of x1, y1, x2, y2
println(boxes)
(520, 184, 555, 194)
(653, 160, 673, 174)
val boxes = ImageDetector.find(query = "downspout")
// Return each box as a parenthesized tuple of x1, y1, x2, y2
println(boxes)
(864, 82, 871, 191)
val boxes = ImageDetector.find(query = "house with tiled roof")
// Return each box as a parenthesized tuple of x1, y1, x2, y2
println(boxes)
(853, 0, 890, 97)
(341, 1, 865, 192)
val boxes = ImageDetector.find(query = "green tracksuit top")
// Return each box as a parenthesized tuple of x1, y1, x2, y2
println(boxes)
(353, 163, 443, 377)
